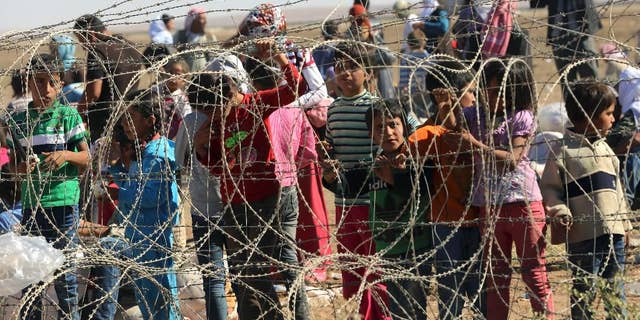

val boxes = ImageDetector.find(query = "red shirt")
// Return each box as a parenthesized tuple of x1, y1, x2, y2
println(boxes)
(198, 62, 304, 204)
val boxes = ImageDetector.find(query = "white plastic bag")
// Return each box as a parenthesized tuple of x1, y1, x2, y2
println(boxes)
(0, 232, 65, 296)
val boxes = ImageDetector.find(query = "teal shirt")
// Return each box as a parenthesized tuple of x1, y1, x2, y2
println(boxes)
(6, 101, 86, 209)
(369, 167, 432, 257)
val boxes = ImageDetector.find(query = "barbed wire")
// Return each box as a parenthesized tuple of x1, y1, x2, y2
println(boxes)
(1, 1, 640, 319)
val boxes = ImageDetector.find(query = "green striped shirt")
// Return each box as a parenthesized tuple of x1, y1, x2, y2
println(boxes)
(7, 101, 87, 209)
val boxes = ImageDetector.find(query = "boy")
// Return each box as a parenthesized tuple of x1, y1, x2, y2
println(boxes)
(7, 53, 90, 320)
(364, 100, 431, 320)
(320, 41, 390, 320)
(541, 82, 633, 319)
(398, 29, 430, 120)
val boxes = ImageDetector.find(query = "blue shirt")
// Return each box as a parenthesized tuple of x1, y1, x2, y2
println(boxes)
(109, 137, 179, 247)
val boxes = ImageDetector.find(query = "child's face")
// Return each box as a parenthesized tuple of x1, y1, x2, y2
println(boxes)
(370, 115, 405, 153)
(121, 107, 154, 142)
(165, 63, 186, 93)
(335, 59, 367, 97)
(28, 72, 61, 108)
(459, 81, 477, 108)
(592, 103, 616, 136)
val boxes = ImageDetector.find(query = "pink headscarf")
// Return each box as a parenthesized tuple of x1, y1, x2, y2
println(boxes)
(185, 7, 206, 34)
(239, 3, 286, 38)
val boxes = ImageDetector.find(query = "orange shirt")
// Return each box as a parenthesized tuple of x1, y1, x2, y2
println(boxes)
(408, 125, 477, 224)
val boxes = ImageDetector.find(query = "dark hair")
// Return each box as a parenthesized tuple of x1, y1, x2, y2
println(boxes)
(27, 53, 63, 78)
(161, 14, 174, 25)
(482, 59, 536, 112)
(125, 90, 163, 133)
(565, 81, 617, 125)
(187, 73, 234, 111)
(10, 69, 27, 98)
(425, 59, 475, 100)
(322, 20, 340, 40)
(407, 29, 426, 50)
(365, 99, 410, 137)
(142, 44, 173, 68)
(245, 58, 279, 90)
(74, 14, 106, 32)
(333, 41, 371, 69)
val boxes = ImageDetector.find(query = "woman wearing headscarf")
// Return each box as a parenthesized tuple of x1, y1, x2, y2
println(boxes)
(149, 14, 175, 45)
(175, 7, 217, 72)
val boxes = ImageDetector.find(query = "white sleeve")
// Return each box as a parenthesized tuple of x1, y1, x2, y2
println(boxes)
(292, 49, 328, 109)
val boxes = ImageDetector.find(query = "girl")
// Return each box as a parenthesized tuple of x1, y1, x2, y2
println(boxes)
(462, 59, 554, 319)
(110, 90, 181, 320)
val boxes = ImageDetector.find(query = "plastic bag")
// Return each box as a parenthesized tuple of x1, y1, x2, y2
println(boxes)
(0, 232, 65, 296)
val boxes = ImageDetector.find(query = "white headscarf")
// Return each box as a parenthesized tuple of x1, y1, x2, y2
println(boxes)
(149, 17, 173, 45)
(205, 54, 251, 94)
(421, 0, 440, 17)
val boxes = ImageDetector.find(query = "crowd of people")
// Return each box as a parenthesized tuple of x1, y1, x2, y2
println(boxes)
(1, 0, 638, 319)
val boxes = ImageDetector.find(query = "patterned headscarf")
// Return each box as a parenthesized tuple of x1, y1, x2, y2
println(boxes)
(239, 3, 287, 38)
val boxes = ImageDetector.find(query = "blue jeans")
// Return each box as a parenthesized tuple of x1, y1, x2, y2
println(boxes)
(89, 236, 131, 320)
(276, 186, 309, 320)
(191, 213, 228, 320)
(385, 256, 431, 320)
(20, 205, 80, 320)
(433, 225, 485, 319)
(568, 234, 626, 320)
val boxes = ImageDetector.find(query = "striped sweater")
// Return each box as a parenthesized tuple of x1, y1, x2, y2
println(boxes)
(325, 91, 376, 206)
(541, 129, 633, 244)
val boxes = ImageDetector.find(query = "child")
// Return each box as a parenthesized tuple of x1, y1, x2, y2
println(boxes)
(7, 53, 90, 320)
(462, 59, 554, 319)
(6, 68, 31, 114)
(320, 41, 389, 320)
(176, 74, 227, 320)
(159, 59, 191, 139)
(192, 39, 303, 320)
(365, 100, 431, 320)
(398, 29, 430, 120)
(110, 90, 182, 319)
(408, 59, 485, 319)
(541, 82, 633, 319)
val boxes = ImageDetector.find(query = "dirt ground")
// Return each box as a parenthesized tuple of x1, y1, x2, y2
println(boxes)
(2, 2, 640, 319)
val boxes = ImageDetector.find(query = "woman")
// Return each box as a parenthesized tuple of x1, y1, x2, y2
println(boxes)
(175, 7, 216, 72)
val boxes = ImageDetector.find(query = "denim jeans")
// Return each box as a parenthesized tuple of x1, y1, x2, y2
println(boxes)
(276, 186, 309, 320)
(89, 236, 131, 320)
(20, 205, 80, 320)
(433, 225, 485, 319)
(225, 194, 282, 320)
(568, 234, 627, 320)
(385, 255, 431, 320)
(191, 213, 228, 320)
(88, 233, 182, 320)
